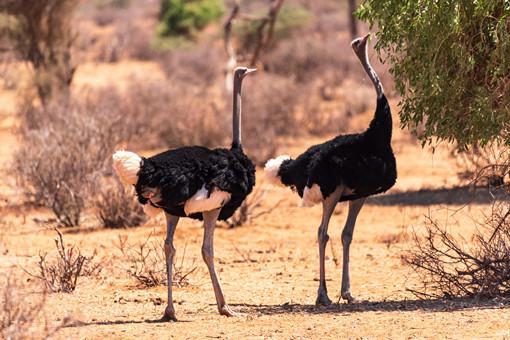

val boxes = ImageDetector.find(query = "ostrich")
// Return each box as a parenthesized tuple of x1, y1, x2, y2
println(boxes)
(264, 33, 397, 305)
(112, 67, 256, 321)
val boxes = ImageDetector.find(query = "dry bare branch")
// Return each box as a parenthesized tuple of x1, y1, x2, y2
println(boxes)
(22, 228, 95, 293)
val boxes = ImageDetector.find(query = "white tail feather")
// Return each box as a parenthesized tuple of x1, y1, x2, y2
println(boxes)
(143, 203, 163, 218)
(264, 155, 290, 187)
(112, 150, 141, 185)
(184, 186, 231, 216)
(302, 184, 323, 207)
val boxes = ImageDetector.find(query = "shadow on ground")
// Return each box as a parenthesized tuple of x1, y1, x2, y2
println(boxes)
(233, 296, 510, 315)
(367, 185, 505, 206)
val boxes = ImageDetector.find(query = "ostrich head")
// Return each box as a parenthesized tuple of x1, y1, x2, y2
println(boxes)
(351, 33, 371, 58)
(234, 67, 257, 81)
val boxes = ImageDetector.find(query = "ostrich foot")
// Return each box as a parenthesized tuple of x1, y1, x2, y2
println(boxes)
(315, 291, 333, 306)
(341, 292, 363, 304)
(161, 307, 178, 322)
(219, 304, 242, 317)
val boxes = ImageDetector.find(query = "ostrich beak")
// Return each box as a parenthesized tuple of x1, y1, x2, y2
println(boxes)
(361, 33, 371, 45)
(245, 68, 257, 75)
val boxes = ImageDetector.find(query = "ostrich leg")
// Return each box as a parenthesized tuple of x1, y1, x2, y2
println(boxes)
(162, 213, 180, 322)
(316, 186, 344, 305)
(201, 208, 237, 316)
(340, 197, 366, 303)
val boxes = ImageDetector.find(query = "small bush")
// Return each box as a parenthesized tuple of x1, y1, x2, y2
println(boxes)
(157, 0, 225, 37)
(123, 78, 227, 149)
(242, 72, 303, 164)
(265, 36, 357, 84)
(454, 143, 510, 187)
(117, 231, 202, 288)
(23, 229, 97, 293)
(13, 97, 127, 227)
(158, 44, 222, 87)
(404, 201, 510, 299)
(94, 178, 147, 229)
(225, 186, 282, 228)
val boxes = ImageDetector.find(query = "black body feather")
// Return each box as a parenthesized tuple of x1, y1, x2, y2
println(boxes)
(135, 144, 255, 221)
(278, 95, 397, 202)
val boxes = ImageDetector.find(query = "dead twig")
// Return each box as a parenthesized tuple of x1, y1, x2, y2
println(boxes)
(22, 228, 94, 293)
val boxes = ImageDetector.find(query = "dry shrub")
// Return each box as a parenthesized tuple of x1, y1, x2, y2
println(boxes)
(13, 98, 126, 227)
(94, 178, 147, 229)
(0, 273, 70, 340)
(454, 143, 510, 187)
(404, 201, 510, 299)
(265, 36, 357, 85)
(224, 186, 282, 228)
(242, 72, 303, 164)
(127, 27, 160, 61)
(23, 229, 98, 293)
(122, 78, 227, 149)
(117, 230, 202, 288)
(95, 22, 133, 62)
(158, 44, 223, 88)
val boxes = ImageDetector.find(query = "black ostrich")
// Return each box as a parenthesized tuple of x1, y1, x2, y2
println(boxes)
(113, 67, 256, 321)
(265, 34, 397, 305)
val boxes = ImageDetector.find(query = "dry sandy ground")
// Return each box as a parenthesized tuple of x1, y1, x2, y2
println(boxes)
(1, 63, 509, 339)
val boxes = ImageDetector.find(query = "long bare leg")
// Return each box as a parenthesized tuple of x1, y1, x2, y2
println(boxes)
(340, 198, 366, 303)
(316, 186, 344, 305)
(162, 213, 180, 322)
(201, 209, 237, 316)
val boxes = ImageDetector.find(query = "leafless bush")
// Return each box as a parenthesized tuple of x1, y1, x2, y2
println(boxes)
(404, 202, 510, 299)
(0, 273, 70, 340)
(123, 78, 227, 149)
(127, 27, 160, 61)
(96, 23, 133, 62)
(23, 228, 97, 293)
(117, 230, 202, 288)
(94, 177, 147, 229)
(265, 36, 359, 86)
(225, 186, 282, 228)
(158, 44, 223, 87)
(12, 97, 128, 227)
(454, 143, 510, 187)
(241, 72, 303, 164)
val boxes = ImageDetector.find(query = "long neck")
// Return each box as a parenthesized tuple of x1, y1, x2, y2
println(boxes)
(359, 47, 392, 144)
(359, 48, 384, 100)
(232, 76, 243, 148)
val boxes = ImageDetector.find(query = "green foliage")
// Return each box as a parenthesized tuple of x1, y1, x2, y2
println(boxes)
(356, 0, 510, 149)
(157, 0, 225, 37)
